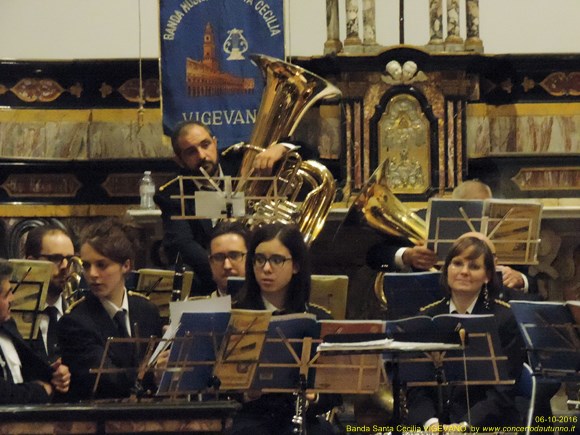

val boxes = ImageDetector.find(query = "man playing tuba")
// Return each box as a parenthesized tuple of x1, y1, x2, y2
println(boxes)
(154, 120, 314, 297)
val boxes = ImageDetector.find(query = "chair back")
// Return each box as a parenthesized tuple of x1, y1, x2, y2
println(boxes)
(310, 274, 349, 319)
(129, 268, 194, 318)
(382, 271, 443, 319)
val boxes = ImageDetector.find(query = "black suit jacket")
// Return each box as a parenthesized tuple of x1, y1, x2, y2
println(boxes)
(154, 156, 240, 295)
(0, 318, 53, 404)
(28, 303, 64, 363)
(406, 295, 525, 427)
(58, 292, 163, 401)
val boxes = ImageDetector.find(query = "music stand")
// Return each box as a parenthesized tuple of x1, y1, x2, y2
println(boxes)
(212, 310, 271, 391)
(134, 268, 194, 318)
(426, 198, 542, 265)
(312, 319, 386, 394)
(386, 313, 514, 425)
(90, 335, 164, 401)
(156, 311, 231, 399)
(8, 259, 53, 340)
(162, 174, 288, 222)
(510, 300, 580, 379)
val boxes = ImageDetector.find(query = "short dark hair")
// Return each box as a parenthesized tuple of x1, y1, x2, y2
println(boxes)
(0, 260, 13, 281)
(170, 121, 213, 156)
(79, 217, 140, 267)
(440, 236, 501, 299)
(242, 223, 311, 313)
(209, 221, 249, 252)
(24, 225, 73, 258)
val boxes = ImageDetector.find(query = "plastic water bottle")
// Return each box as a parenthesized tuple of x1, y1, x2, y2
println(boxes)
(139, 171, 156, 210)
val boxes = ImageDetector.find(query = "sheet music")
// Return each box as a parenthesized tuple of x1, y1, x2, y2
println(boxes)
(148, 296, 232, 366)
(317, 339, 461, 352)
(169, 296, 231, 325)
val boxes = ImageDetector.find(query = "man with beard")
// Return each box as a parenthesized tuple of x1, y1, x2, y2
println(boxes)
(208, 221, 248, 299)
(25, 225, 75, 362)
(154, 121, 292, 295)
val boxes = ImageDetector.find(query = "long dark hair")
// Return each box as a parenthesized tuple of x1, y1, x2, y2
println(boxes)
(440, 236, 501, 300)
(240, 223, 311, 312)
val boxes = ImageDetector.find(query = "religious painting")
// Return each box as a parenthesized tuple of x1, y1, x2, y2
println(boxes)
(377, 94, 430, 194)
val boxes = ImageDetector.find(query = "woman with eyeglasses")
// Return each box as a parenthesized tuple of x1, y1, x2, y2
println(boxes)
(232, 223, 341, 435)
(406, 235, 525, 430)
(57, 217, 163, 401)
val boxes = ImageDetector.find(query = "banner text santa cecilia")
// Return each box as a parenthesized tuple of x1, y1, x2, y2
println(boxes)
(244, 0, 281, 36)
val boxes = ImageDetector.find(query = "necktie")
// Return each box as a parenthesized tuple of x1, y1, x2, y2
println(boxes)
(45, 306, 59, 361)
(113, 310, 129, 338)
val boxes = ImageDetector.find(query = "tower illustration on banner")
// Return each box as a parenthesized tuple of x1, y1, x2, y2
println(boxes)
(185, 23, 255, 98)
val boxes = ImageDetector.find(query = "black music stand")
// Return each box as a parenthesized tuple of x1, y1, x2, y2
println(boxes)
(156, 311, 231, 398)
(385, 313, 514, 426)
(511, 300, 580, 428)
(511, 300, 580, 378)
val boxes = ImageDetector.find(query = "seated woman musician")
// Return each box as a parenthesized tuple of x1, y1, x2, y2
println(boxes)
(58, 217, 163, 401)
(406, 233, 525, 430)
(232, 223, 341, 435)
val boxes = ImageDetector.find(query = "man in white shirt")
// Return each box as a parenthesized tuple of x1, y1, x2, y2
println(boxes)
(0, 259, 70, 404)
(25, 225, 75, 362)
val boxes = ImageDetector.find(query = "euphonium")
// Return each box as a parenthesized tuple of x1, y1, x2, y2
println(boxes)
(346, 157, 427, 308)
(225, 54, 341, 245)
(63, 255, 84, 306)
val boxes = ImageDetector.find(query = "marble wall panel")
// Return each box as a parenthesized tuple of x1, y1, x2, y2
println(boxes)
(0, 110, 88, 159)
(466, 103, 580, 156)
(0, 109, 172, 160)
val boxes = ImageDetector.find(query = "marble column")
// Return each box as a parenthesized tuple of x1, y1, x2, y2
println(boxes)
(427, 0, 444, 51)
(344, 0, 363, 53)
(362, 0, 379, 52)
(445, 0, 464, 51)
(324, 0, 342, 54)
(465, 0, 484, 52)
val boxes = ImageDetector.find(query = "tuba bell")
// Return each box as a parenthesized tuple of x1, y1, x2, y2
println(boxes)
(345, 157, 427, 308)
(63, 255, 85, 307)
(224, 54, 341, 245)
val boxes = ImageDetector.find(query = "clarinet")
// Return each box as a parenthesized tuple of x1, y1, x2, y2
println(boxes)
(292, 374, 307, 435)
(172, 252, 184, 302)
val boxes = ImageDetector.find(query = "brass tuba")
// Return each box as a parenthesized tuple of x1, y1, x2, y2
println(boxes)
(345, 157, 427, 308)
(62, 255, 85, 307)
(225, 54, 341, 245)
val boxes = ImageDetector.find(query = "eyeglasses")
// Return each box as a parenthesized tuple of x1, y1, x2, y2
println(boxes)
(39, 254, 75, 265)
(252, 254, 292, 269)
(209, 251, 246, 264)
